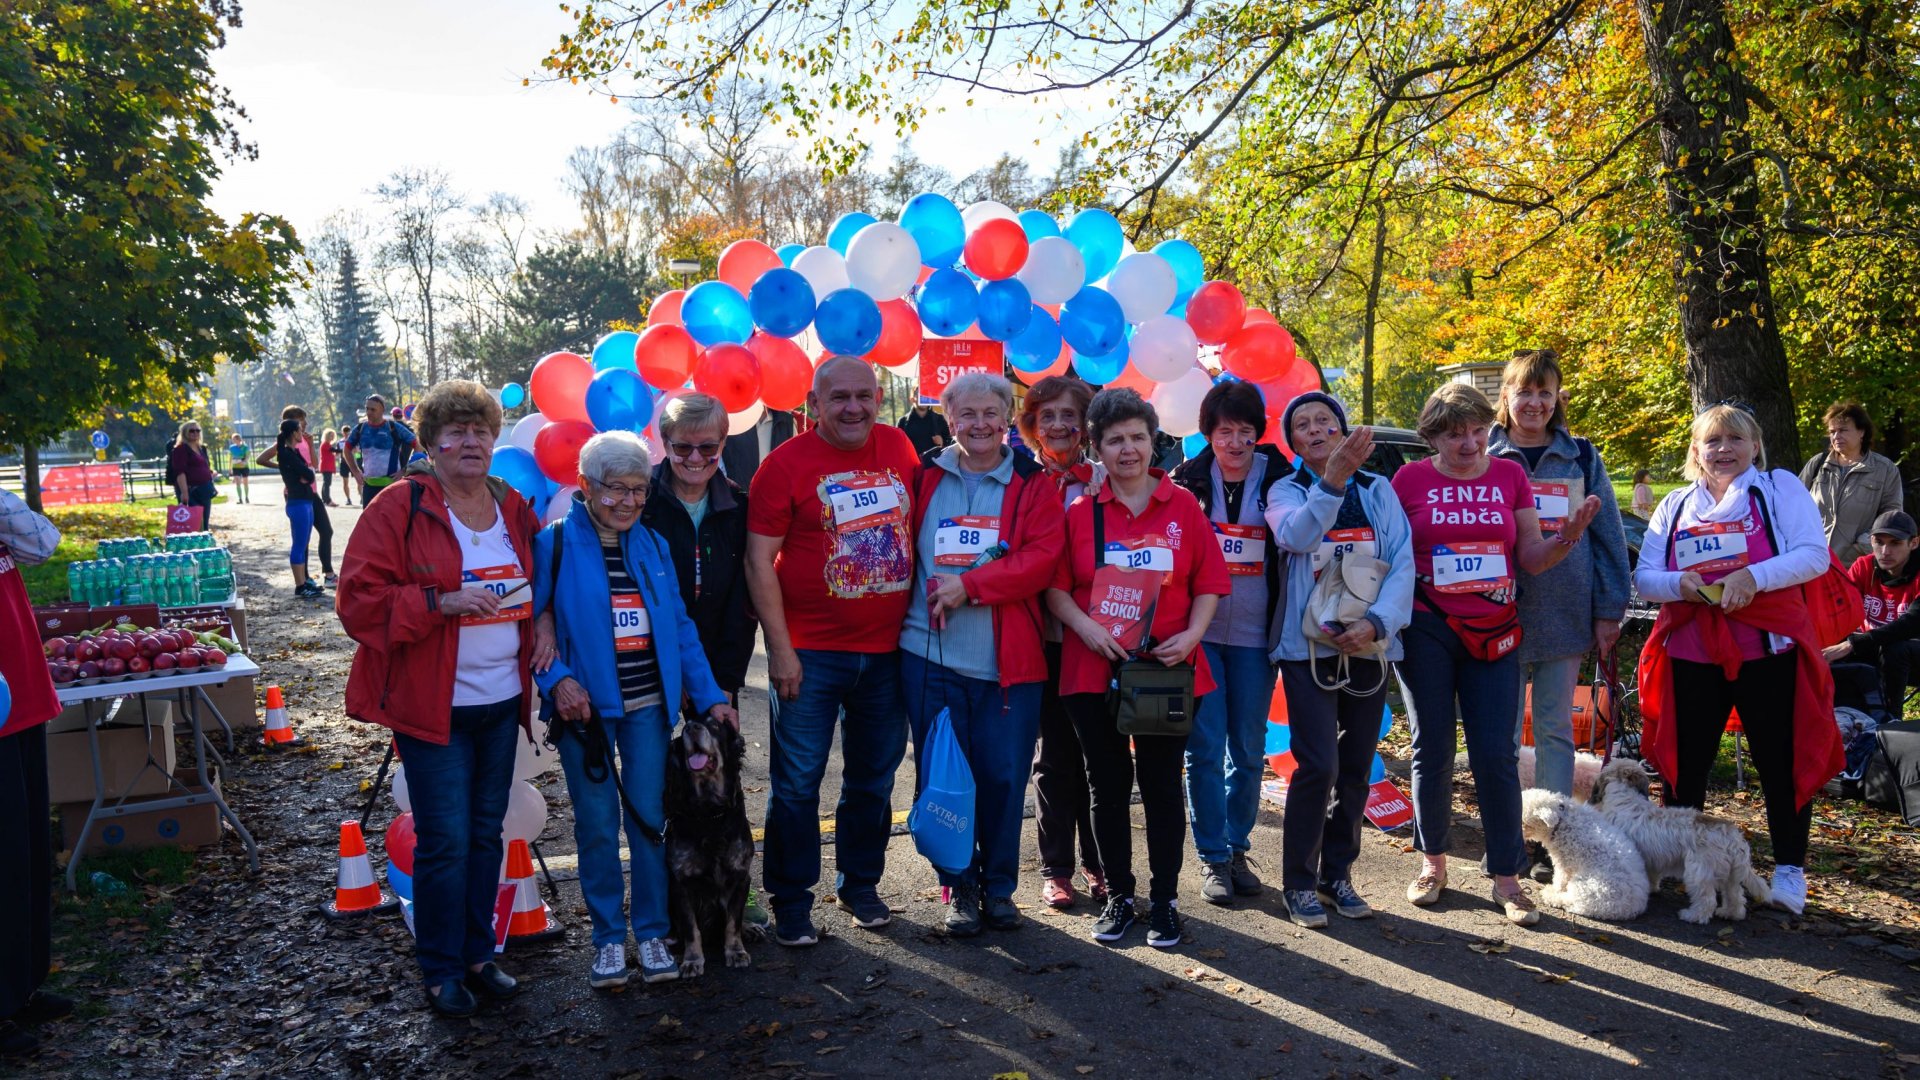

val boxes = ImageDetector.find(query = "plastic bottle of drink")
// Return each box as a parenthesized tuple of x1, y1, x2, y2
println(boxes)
(177, 555, 193, 605)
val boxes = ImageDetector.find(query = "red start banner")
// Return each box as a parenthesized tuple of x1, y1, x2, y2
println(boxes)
(1363, 779, 1415, 831)
(918, 339, 1004, 404)
(39, 464, 122, 507)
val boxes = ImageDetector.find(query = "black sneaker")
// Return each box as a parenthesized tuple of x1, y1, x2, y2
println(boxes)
(1229, 852, 1264, 896)
(983, 894, 1019, 931)
(945, 884, 983, 937)
(838, 889, 892, 929)
(773, 909, 819, 947)
(1199, 861, 1235, 906)
(425, 979, 478, 1017)
(1147, 900, 1184, 949)
(1090, 895, 1137, 943)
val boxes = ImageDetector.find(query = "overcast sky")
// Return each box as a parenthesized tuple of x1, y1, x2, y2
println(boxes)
(208, 0, 1084, 244)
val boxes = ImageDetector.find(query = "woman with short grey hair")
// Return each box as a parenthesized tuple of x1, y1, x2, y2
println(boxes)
(532, 429, 738, 989)
(940, 370, 1014, 420)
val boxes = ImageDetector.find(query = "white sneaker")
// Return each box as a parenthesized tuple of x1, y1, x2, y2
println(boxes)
(637, 936, 680, 983)
(589, 942, 629, 988)
(1770, 865, 1807, 916)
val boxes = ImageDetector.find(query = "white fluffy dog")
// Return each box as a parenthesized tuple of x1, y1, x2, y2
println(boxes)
(1515, 744, 1605, 802)
(1591, 758, 1771, 924)
(1520, 789, 1649, 921)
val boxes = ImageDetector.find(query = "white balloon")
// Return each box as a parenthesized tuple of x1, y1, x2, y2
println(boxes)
(791, 246, 851, 299)
(1150, 365, 1214, 438)
(512, 731, 557, 783)
(961, 200, 1018, 233)
(1017, 236, 1087, 305)
(509, 412, 548, 454)
(726, 402, 765, 436)
(544, 484, 578, 526)
(844, 221, 921, 300)
(1108, 253, 1179, 324)
(390, 763, 411, 814)
(501, 780, 547, 846)
(1131, 315, 1201, 383)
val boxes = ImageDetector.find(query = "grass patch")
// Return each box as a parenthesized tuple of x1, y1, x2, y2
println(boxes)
(47, 846, 197, 1014)
(1612, 479, 1685, 515)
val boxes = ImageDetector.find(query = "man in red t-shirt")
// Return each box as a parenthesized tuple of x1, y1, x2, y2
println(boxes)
(746, 355, 920, 945)
(1829, 510, 1920, 708)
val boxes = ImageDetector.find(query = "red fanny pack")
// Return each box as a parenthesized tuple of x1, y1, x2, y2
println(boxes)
(1420, 584, 1523, 661)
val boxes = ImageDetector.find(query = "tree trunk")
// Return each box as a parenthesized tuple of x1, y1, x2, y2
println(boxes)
(1360, 202, 1388, 426)
(1636, 0, 1802, 470)
(22, 442, 42, 514)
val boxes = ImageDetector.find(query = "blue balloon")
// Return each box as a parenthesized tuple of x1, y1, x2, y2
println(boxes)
(0, 671, 10, 729)
(828, 212, 876, 255)
(1007, 307, 1062, 372)
(1380, 702, 1395, 740)
(387, 863, 412, 902)
(776, 243, 805, 267)
(747, 267, 816, 338)
(917, 268, 979, 338)
(585, 367, 655, 433)
(899, 193, 966, 268)
(681, 280, 753, 346)
(1153, 239, 1206, 305)
(489, 445, 549, 503)
(1370, 754, 1387, 784)
(1071, 338, 1127, 384)
(1065, 208, 1125, 282)
(1264, 720, 1292, 756)
(977, 279, 1033, 341)
(591, 330, 639, 372)
(1182, 432, 1207, 458)
(1059, 286, 1126, 357)
(814, 288, 883, 356)
(1018, 209, 1061, 242)
(499, 382, 526, 409)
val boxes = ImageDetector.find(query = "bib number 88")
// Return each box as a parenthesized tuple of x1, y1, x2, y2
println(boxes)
(957, 528, 981, 546)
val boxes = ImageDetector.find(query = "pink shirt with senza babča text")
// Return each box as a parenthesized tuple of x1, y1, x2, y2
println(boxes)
(1392, 456, 1529, 618)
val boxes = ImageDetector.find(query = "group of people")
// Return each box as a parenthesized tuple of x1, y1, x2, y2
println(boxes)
(324, 346, 1868, 1017)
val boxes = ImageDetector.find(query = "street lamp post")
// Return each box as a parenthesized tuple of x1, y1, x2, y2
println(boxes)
(394, 316, 412, 404)
(668, 257, 700, 289)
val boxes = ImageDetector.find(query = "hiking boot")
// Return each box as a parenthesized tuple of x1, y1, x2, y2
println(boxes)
(983, 894, 1020, 931)
(1041, 876, 1077, 909)
(1090, 895, 1138, 943)
(589, 942, 630, 989)
(773, 909, 819, 947)
(1146, 900, 1184, 949)
(945, 883, 984, 937)
(1229, 852, 1264, 896)
(1199, 861, 1235, 906)
(838, 889, 892, 929)
(1318, 879, 1374, 920)
(1771, 865, 1807, 916)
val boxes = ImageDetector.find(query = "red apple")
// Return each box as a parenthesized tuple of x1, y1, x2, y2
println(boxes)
(127, 655, 150, 675)
(152, 652, 177, 672)
(74, 640, 102, 663)
(76, 661, 101, 680)
(107, 638, 137, 662)
(43, 637, 68, 658)
(175, 650, 202, 670)
(100, 657, 127, 678)
(203, 649, 227, 667)
(137, 636, 161, 659)
(50, 663, 75, 684)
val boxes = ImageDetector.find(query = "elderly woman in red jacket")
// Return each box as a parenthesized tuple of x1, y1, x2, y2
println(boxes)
(338, 379, 555, 1017)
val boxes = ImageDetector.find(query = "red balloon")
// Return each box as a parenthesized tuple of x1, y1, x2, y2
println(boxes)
(533, 420, 596, 484)
(529, 351, 594, 423)
(385, 811, 416, 877)
(1186, 280, 1247, 346)
(649, 289, 685, 327)
(867, 299, 923, 367)
(693, 343, 763, 413)
(749, 332, 811, 411)
(636, 324, 699, 390)
(963, 218, 1029, 281)
(1222, 322, 1295, 383)
(717, 240, 782, 295)
(1107, 360, 1155, 394)
(1244, 307, 1278, 327)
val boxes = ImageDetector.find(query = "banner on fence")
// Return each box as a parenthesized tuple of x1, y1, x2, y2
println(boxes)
(39, 464, 122, 507)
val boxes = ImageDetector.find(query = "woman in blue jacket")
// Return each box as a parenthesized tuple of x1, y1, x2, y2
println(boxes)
(1264, 392, 1414, 928)
(532, 432, 738, 991)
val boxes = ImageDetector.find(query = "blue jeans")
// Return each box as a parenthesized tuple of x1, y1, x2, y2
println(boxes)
(762, 649, 908, 915)
(1398, 611, 1527, 877)
(1185, 643, 1275, 864)
(393, 695, 521, 984)
(1515, 654, 1583, 797)
(901, 652, 1041, 898)
(556, 705, 670, 945)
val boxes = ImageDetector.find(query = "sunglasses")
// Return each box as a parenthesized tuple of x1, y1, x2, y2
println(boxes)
(668, 441, 723, 460)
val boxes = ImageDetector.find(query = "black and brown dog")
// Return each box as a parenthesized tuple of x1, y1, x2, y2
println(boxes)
(664, 713, 754, 976)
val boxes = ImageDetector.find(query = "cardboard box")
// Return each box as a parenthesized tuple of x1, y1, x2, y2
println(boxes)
(44, 700, 177, 804)
(34, 604, 162, 640)
(202, 672, 259, 731)
(58, 764, 222, 854)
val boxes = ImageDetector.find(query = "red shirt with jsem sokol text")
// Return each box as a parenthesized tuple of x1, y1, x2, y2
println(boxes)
(1847, 554, 1920, 630)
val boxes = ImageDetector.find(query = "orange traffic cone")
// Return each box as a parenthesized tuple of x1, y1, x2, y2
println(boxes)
(260, 685, 301, 748)
(502, 839, 563, 942)
(319, 820, 399, 919)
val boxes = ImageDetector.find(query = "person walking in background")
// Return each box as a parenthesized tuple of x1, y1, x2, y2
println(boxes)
(167, 420, 217, 530)
(746, 356, 920, 947)
(261, 419, 332, 599)
(1014, 375, 1108, 911)
(898, 401, 951, 457)
(1171, 381, 1287, 907)
(1632, 469, 1656, 517)
(319, 429, 340, 506)
(228, 433, 251, 505)
(347, 393, 418, 506)
(1801, 401, 1903, 565)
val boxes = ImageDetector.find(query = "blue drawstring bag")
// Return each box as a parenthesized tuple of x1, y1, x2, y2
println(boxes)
(909, 708, 975, 875)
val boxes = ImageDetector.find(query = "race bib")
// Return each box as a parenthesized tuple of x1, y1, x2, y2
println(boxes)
(1430, 542, 1511, 594)
(934, 515, 1002, 567)
(1530, 478, 1585, 533)
(611, 593, 653, 652)
(1103, 537, 1175, 575)
(1213, 523, 1266, 576)
(1312, 528, 1377, 577)
(462, 564, 531, 625)
(1672, 521, 1749, 575)
(825, 472, 904, 533)
(1086, 564, 1164, 652)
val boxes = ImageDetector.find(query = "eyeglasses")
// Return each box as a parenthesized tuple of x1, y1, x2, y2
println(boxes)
(591, 480, 648, 503)
(668, 441, 723, 461)
(184, 428, 201, 434)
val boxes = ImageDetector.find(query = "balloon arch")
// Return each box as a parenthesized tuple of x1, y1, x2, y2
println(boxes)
(488, 196, 1323, 520)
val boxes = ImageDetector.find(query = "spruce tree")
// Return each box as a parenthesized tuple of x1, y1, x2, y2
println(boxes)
(327, 244, 389, 424)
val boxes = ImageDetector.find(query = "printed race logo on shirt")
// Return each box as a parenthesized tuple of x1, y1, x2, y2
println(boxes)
(1103, 537, 1175, 575)
(825, 472, 904, 533)
(813, 468, 913, 600)
(461, 564, 531, 625)
(1672, 521, 1749, 575)
(1213, 522, 1266, 576)
(611, 594, 653, 652)
(1311, 528, 1376, 577)
(1086, 564, 1164, 652)
(1430, 542, 1511, 594)
(934, 515, 1001, 567)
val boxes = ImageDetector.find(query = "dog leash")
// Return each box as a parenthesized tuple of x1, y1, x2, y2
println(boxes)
(571, 717, 668, 847)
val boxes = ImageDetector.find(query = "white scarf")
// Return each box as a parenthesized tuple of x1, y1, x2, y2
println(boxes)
(1681, 464, 1763, 525)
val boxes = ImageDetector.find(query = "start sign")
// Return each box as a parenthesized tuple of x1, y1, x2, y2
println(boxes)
(918, 339, 1004, 405)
